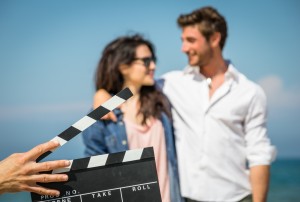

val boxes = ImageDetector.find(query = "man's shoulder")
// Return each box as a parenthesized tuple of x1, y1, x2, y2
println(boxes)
(161, 70, 185, 80)
(236, 71, 267, 101)
(156, 70, 185, 88)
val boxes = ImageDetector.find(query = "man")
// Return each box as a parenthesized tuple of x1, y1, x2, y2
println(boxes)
(159, 6, 276, 202)
(0, 140, 70, 196)
(94, 6, 276, 202)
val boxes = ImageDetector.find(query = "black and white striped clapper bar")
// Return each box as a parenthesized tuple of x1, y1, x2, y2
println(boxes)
(31, 88, 162, 202)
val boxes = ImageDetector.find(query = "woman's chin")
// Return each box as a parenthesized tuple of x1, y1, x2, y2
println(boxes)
(143, 80, 155, 86)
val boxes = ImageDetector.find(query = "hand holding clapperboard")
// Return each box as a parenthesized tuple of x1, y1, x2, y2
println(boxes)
(31, 88, 162, 202)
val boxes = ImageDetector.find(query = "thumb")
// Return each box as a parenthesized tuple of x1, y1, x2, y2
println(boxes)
(101, 111, 117, 122)
(110, 112, 117, 122)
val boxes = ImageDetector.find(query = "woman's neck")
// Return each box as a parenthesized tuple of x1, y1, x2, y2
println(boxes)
(121, 84, 143, 124)
(123, 84, 141, 97)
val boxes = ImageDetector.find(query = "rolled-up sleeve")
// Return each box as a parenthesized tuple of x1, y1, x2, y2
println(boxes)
(244, 86, 277, 167)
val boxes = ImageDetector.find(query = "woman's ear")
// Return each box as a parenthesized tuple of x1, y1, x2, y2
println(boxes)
(210, 32, 221, 48)
(119, 64, 130, 75)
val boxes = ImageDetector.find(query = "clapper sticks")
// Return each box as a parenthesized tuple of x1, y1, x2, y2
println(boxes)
(31, 87, 162, 202)
(36, 88, 133, 162)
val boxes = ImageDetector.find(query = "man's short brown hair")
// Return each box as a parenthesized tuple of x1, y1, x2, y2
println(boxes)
(177, 6, 227, 50)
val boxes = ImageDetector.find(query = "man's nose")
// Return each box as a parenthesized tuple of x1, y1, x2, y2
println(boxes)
(181, 42, 189, 53)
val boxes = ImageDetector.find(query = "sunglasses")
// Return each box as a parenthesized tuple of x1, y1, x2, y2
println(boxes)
(133, 56, 156, 69)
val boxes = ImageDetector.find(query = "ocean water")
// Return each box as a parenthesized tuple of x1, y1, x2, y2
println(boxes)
(268, 159, 300, 201)
(0, 159, 299, 202)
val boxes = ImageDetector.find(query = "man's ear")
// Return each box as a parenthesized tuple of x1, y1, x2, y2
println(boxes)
(210, 32, 221, 48)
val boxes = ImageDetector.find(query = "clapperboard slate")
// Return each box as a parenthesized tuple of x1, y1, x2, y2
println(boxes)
(31, 147, 161, 202)
(31, 88, 162, 202)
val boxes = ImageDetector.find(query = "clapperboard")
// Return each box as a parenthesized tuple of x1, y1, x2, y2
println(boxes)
(31, 88, 162, 202)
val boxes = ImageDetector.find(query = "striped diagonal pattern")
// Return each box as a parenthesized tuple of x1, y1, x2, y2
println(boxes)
(52, 147, 154, 174)
(37, 88, 133, 162)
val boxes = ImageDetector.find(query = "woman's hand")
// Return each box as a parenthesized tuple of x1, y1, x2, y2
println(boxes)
(0, 140, 70, 196)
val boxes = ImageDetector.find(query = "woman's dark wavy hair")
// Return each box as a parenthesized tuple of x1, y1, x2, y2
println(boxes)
(95, 34, 171, 125)
(177, 6, 227, 50)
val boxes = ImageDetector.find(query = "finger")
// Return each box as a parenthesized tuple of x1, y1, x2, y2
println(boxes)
(32, 160, 70, 173)
(100, 111, 117, 122)
(27, 173, 68, 183)
(24, 141, 60, 161)
(24, 185, 60, 197)
(111, 113, 117, 122)
(100, 114, 110, 120)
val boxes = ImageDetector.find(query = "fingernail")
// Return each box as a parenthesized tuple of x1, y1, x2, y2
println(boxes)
(65, 160, 71, 166)
(51, 140, 60, 145)
(63, 175, 68, 181)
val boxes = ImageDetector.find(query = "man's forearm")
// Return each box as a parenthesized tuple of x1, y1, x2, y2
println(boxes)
(250, 165, 270, 202)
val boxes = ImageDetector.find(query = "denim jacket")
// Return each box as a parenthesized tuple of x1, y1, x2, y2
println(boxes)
(82, 108, 184, 202)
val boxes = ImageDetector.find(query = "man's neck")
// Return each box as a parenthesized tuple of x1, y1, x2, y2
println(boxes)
(200, 58, 228, 79)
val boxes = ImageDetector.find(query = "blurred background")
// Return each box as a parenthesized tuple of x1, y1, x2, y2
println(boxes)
(0, 0, 299, 201)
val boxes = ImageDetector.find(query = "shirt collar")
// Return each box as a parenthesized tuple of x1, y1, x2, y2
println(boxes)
(225, 62, 239, 82)
(223, 63, 240, 90)
(183, 65, 200, 75)
(183, 60, 240, 82)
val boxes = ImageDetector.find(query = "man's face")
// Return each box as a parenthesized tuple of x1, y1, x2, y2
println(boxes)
(181, 25, 213, 67)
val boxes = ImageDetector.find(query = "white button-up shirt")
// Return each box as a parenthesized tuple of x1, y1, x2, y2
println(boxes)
(159, 63, 276, 201)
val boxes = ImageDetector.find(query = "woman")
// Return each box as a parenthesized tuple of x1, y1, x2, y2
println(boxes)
(82, 34, 183, 202)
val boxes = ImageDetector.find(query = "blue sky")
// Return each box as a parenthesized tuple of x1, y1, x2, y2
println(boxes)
(0, 0, 300, 165)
